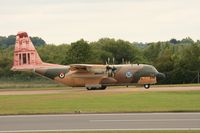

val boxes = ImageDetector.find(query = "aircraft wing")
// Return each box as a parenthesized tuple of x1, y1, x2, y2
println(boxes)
(70, 64, 92, 70)
(70, 64, 106, 74)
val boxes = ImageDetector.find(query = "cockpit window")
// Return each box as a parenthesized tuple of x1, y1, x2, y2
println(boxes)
(150, 65, 158, 73)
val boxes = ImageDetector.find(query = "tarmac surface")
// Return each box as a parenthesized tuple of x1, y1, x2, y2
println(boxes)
(0, 86, 200, 95)
(0, 113, 200, 132)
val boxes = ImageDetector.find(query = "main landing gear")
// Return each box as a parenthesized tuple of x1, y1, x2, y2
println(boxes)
(86, 85, 107, 90)
(144, 84, 150, 89)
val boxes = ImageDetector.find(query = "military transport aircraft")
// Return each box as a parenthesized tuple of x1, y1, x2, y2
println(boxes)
(11, 32, 165, 90)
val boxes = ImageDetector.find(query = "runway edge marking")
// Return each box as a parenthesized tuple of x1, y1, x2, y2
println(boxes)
(1, 128, 200, 133)
(1, 112, 200, 118)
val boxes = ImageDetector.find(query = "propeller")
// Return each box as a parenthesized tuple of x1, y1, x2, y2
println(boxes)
(106, 65, 117, 77)
(105, 57, 117, 77)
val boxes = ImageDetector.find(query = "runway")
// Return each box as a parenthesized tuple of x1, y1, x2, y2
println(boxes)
(0, 86, 200, 95)
(0, 113, 200, 132)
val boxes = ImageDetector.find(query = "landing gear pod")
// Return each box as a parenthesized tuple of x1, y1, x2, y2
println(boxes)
(86, 85, 107, 90)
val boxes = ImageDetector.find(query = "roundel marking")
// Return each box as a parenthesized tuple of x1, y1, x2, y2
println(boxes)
(126, 71, 133, 78)
(59, 72, 65, 79)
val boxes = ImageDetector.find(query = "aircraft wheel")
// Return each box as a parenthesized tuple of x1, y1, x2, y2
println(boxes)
(100, 85, 107, 90)
(144, 84, 150, 89)
(86, 86, 106, 90)
(86, 87, 92, 90)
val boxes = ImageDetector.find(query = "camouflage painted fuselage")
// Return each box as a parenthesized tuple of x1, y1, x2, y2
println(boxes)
(11, 32, 165, 89)
(34, 64, 159, 87)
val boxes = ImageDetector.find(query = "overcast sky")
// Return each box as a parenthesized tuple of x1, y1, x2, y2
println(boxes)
(0, 0, 200, 44)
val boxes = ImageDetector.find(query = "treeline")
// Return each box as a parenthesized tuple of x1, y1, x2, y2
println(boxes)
(0, 36, 200, 84)
(0, 35, 46, 48)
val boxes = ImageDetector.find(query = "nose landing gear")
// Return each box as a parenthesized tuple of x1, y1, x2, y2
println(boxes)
(144, 84, 150, 89)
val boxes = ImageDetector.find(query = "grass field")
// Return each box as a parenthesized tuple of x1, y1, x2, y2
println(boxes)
(0, 90, 200, 115)
(0, 81, 64, 89)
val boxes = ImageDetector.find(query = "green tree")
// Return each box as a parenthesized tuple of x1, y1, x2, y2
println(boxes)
(37, 44, 69, 64)
(144, 42, 162, 63)
(30, 37, 46, 46)
(0, 35, 46, 48)
(97, 38, 139, 64)
(64, 39, 92, 64)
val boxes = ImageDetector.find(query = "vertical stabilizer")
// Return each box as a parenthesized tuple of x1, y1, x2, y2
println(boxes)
(12, 32, 43, 71)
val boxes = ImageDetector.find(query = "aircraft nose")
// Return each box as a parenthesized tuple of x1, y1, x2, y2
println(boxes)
(156, 72, 166, 78)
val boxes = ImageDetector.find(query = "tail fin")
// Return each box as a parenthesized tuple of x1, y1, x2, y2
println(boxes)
(12, 32, 44, 71)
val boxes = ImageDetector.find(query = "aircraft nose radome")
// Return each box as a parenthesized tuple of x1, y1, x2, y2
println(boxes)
(156, 72, 166, 78)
